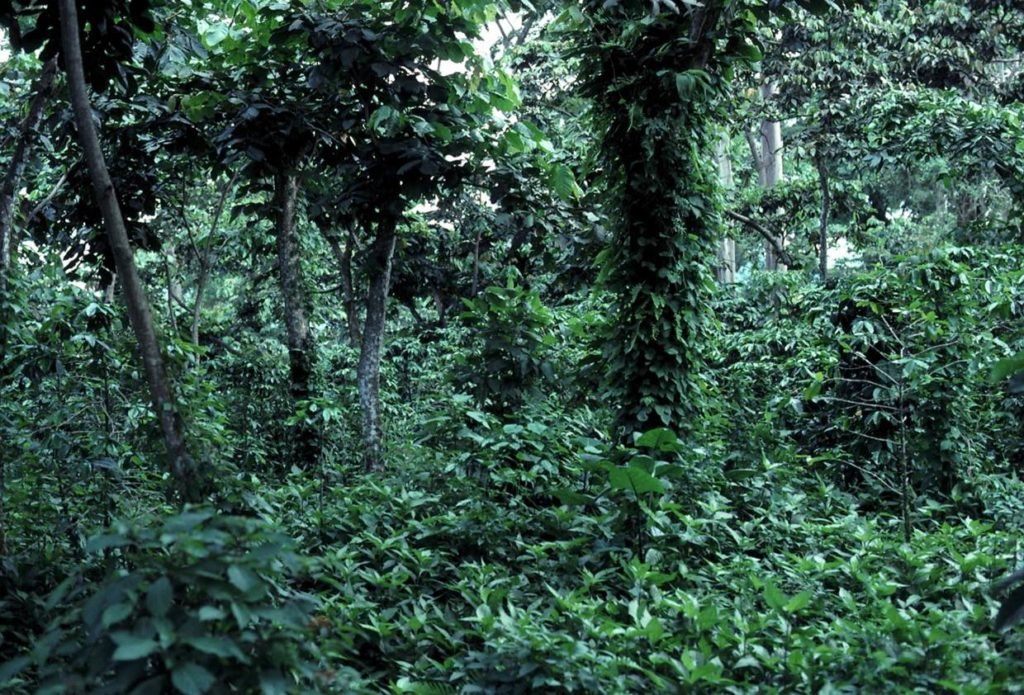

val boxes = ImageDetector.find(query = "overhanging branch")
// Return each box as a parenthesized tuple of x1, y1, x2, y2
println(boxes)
(724, 209, 796, 267)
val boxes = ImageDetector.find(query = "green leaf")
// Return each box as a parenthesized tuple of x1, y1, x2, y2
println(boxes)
(183, 635, 249, 663)
(86, 533, 131, 554)
(763, 582, 786, 611)
(173, 662, 216, 695)
(990, 351, 1024, 383)
(550, 488, 591, 506)
(227, 565, 260, 594)
(635, 428, 682, 451)
(784, 591, 811, 613)
(112, 639, 160, 662)
(102, 602, 134, 628)
(146, 577, 174, 617)
(259, 670, 291, 695)
(0, 656, 31, 684)
(550, 164, 582, 201)
(609, 466, 665, 495)
(198, 605, 226, 621)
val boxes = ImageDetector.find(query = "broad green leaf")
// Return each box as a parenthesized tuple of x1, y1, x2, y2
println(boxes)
(198, 605, 226, 622)
(112, 639, 160, 662)
(763, 582, 786, 611)
(550, 164, 582, 201)
(86, 533, 131, 554)
(172, 662, 216, 695)
(990, 351, 1024, 383)
(147, 577, 174, 618)
(183, 635, 249, 663)
(784, 591, 811, 613)
(609, 466, 665, 495)
(227, 565, 260, 594)
(259, 670, 291, 695)
(635, 428, 681, 451)
(102, 602, 134, 628)
(550, 488, 591, 506)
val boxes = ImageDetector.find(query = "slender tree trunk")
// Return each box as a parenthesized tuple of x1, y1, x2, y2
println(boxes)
(322, 227, 362, 347)
(273, 170, 319, 466)
(1, 56, 58, 397)
(58, 0, 204, 501)
(358, 218, 397, 472)
(191, 171, 238, 347)
(715, 132, 736, 284)
(816, 154, 830, 281)
(1, 56, 57, 283)
(758, 83, 784, 271)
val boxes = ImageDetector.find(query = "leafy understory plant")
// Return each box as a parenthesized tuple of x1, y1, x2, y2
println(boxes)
(0, 509, 321, 694)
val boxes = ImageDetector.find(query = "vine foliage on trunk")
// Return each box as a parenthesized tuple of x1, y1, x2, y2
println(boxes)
(577, 0, 727, 436)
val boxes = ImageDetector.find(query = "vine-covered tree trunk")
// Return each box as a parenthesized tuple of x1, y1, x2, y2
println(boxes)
(273, 170, 319, 466)
(581, 0, 725, 436)
(358, 218, 397, 471)
(58, 0, 205, 502)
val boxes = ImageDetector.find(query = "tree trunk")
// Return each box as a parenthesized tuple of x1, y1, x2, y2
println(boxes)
(58, 0, 204, 501)
(758, 83, 785, 271)
(0, 56, 57, 282)
(191, 170, 238, 347)
(1, 56, 58, 389)
(586, 1, 725, 436)
(358, 218, 397, 472)
(816, 154, 830, 281)
(715, 132, 736, 284)
(321, 227, 362, 347)
(273, 170, 319, 467)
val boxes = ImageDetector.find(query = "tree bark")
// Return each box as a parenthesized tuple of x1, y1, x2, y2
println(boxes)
(0, 56, 57, 282)
(321, 227, 362, 347)
(190, 170, 238, 347)
(1, 56, 58, 390)
(273, 169, 319, 466)
(58, 0, 204, 501)
(758, 82, 785, 271)
(715, 132, 736, 284)
(816, 154, 830, 281)
(358, 218, 397, 472)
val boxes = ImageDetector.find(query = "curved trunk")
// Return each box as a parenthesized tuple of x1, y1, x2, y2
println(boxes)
(59, 0, 204, 501)
(358, 219, 397, 472)
(273, 170, 319, 466)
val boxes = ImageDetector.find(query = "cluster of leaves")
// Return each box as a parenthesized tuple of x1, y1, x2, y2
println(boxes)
(1, 509, 320, 694)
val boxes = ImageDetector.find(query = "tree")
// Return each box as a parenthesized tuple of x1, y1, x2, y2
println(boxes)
(575, 0, 737, 435)
(55, 0, 205, 501)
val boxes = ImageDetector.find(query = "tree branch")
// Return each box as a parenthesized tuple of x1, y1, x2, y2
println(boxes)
(724, 209, 796, 267)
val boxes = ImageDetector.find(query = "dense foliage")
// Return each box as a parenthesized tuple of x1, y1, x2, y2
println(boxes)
(3, 0, 1024, 692)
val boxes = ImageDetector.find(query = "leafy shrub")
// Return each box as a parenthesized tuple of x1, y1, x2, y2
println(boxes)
(0, 509, 321, 694)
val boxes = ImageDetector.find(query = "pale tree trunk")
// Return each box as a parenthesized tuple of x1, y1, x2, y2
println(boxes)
(715, 132, 736, 284)
(58, 0, 205, 501)
(816, 153, 830, 281)
(758, 83, 784, 271)
(358, 218, 397, 472)
(273, 170, 319, 467)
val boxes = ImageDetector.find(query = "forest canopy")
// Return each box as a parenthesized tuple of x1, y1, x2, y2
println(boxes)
(2, 0, 1024, 692)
